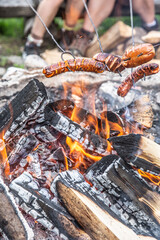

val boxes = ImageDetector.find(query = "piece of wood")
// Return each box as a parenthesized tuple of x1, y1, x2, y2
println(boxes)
(45, 103, 109, 155)
(112, 159, 160, 225)
(109, 134, 160, 173)
(0, 179, 34, 240)
(56, 181, 141, 240)
(129, 95, 153, 128)
(0, 0, 39, 17)
(142, 31, 160, 44)
(86, 21, 133, 58)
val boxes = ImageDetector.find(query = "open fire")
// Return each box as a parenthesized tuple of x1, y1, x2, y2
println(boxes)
(0, 76, 160, 240)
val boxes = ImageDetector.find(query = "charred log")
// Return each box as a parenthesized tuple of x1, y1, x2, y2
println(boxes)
(0, 178, 34, 240)
(109, 134, 160, 173)
(9, 172, 90, 240)
(45, 104, 109, 155)
(56, 181, 140, 240)
(86, 155, 160, 239)
(8, 135, 38, 171)
(0, 79, 47, 139)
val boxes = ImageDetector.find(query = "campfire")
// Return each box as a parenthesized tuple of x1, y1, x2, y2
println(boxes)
(0, 65, 160, 239)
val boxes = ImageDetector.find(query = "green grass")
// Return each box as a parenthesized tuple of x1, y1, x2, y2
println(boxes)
(0, 18, 24, 37)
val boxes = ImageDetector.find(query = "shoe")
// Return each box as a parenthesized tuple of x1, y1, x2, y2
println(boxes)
(68, 29, 96, 57)
(142, 18, 159, 32)
(61, 29, 75, 50)
(22, 42, 41, 59)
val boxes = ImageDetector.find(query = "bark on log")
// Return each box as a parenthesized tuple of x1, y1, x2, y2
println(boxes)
(109, 134, 160, 173)
(56, 181, 141, 240)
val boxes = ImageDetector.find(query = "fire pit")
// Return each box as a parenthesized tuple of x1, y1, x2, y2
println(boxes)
(0, 67, 160, 240)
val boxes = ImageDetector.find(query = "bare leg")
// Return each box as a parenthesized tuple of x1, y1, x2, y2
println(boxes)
(83, 0, 116, 32)
(65, 0, 86, 27)
(133, 0, 155, 24)
(31, 0, 64, 39)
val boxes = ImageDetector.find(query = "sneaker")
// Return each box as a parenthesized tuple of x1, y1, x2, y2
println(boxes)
(142, 18, 159, 32)
(68, 28, 96, 56)
(22, 42, 41, 59)
(61, 29, 75, 50)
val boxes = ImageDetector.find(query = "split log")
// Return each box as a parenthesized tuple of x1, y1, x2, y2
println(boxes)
(10, 171, 90, 240)
(109, 134, 160, 174)
(129, 95, 153, 128)
(56, 181, 140, 240)
(0, 79, 47, 138)
(141, 31, 160, 44)
(86, 21, 133, 58)
(0, 178, 34, 240)
(85, 155, 160, 239)
(45, 104, 109, 155)
(111, 158, 160, 225)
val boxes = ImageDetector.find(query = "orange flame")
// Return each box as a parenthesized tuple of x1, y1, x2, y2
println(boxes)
(0, 131, 10, 176)
(138, 169, 160, 186)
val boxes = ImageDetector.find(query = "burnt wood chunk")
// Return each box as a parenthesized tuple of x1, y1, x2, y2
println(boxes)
(10, 171, 90, 240)
(0, 178, 34, 240)
(8, 135, 38, 171)
(109, 134, 160, 173)
(86, 155, 160, 239)
(56, 181, 141, 240)
(0, 79, 47, 136)
(112, 159, 160, 225)
(45, 104, 109, 155)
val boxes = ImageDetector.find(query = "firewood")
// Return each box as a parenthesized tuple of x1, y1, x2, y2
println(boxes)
(85, 155, 160, 238)
(45, 104, 109, 155)
(129, 95, 153, 128)
(142, 30, 160, 44)
(0, 79, 47, 136)
(109, 134, 160, 173)
(108, 158, 160, 225)
(86, 21, 133, 58)
(0, 179, 33, 240)
(56, 181, 141, 240)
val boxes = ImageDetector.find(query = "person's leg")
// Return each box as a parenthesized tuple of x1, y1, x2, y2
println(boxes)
(65, 0, 86, 28)
(68, 0, 116, 56)
(83, 0, 116, 32)
(23, 0, 63, 57)
(31, 0, 64, 39)
(133, 0, 158, 31)
(133, 0, 155, 24)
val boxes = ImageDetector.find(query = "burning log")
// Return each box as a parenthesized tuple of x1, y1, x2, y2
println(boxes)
(10, 172, 91, 240)
(45, 104, 109, 155)
(0, 178, 34, 240)
(109, 134, 160, 173)
(56, 181, 141, 240)
(111, 158, 160, 225)
(85, 155, 160, 239)
(0, 79, 47, 138)
(8, 134, 38, 171)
